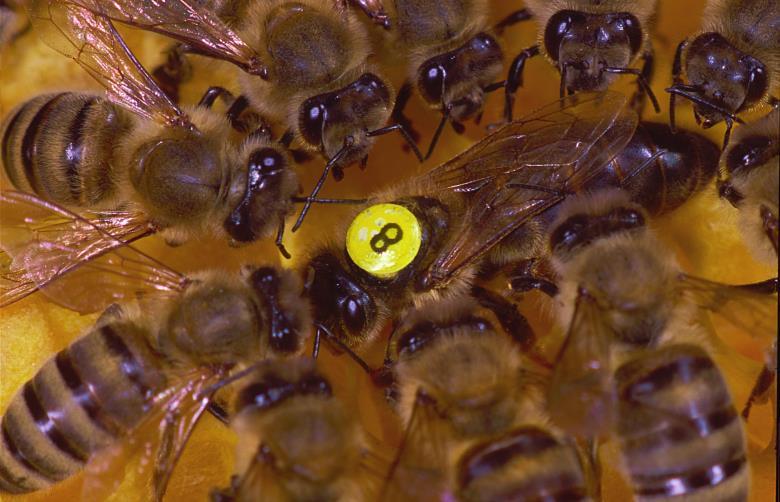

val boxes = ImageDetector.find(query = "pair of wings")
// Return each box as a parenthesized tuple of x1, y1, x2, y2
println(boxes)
(411, 91, 639, 288)
(548, 276, 778, 439)
(0, 190, 187, 313)
(1, 92, 634, 313)
(380, 390, 453, 501)
(79, 368, 227, 501)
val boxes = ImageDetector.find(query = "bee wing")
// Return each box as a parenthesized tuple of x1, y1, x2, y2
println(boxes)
(420, 92, 638, 286)
(0, 190, 186, 314)
(63, 0, 266, 76)
(678, 274, 778, 347)
(548, 289, 617, 439)
(82, 371, 221, 501)
(28, 0, 192, 128)
(381, 390, 451, 502)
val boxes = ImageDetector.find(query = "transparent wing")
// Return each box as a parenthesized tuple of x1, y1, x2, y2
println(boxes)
(678, 274, 778, 347)
(65, 0, 266, 76)
(0, 190, 186, 314)
(28, 0, 192, 127)
(418, 92, 638, 286)
(547, 289, 617, 439)
(83, 371, 220, 502)
(380, 391, 450, 502)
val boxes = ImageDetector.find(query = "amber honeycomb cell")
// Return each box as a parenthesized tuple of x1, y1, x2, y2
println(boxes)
(0, 0, 776, 500)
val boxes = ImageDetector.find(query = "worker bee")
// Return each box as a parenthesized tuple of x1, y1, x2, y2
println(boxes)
(0, 239, 311, 497)
(379, 295, 550, 500)
(360, 0, 510, 157)
(502, 0, 661, 121)
(453, 425, 592, 501)
(667, 0, 780, 147)
(718, 108, 779, 264)
(50, 0, 423, 227)
(544, 189, 777, 440)
(211, 358, 384, 502)
(0, 2, 342, 308)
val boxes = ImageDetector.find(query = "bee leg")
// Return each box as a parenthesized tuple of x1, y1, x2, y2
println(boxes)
(742, 341, 777, 430)
(151, 44, 192, 104)
(95, 303, 125, 325)
(390, 82, 421, 151)
(494, 8, 532, 35)
(583, 439, 603, 501)
(340, 0, 391, 29)
(504, 45, 540, 122)
(471, 285, 544, 360)
(669, 38, 690, 133)
(197, 86, 235, 108)
(761, 205, 779, 255)
(624, 45, 658, 115)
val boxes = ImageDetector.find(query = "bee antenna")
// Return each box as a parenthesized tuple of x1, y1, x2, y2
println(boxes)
(601, 66, 661, 113)
(312, 323, 374, 375)
(291, 137, 355, 232)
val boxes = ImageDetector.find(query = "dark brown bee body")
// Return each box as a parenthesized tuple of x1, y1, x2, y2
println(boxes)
(456, 426, 590, 502)
(0, 320, 165, 493)
(615, 344, 748, 501)
(594, 122, 720, 216)
(1, 93, 130, 208)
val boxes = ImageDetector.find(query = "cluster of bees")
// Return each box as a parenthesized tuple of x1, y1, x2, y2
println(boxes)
(0, 0, 777, 500)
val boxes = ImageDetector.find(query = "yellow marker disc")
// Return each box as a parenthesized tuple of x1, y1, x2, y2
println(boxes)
(346, 203, 422, 278)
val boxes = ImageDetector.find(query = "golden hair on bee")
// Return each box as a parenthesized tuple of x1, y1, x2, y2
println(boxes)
(719, 108, 779, 264)
(217, 358, 380, 502)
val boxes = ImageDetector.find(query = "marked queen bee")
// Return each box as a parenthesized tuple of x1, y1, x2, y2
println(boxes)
(305, 91, 720, 350)
(0, 225, 311, 498)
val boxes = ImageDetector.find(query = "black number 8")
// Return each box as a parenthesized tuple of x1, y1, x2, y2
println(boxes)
(370, 223, 404, 253)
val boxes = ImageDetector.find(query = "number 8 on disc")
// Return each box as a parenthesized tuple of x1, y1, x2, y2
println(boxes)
(346, 203, 422, 278)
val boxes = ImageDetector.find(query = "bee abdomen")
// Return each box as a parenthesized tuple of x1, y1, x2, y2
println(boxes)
(0, 92, 126, 208)
(616, 344, 748, 501)
(0, 322, 166, 493)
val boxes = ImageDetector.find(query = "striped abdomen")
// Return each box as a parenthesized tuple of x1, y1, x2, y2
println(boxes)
(1, 93, 129, 208)
(615, 344, 748, 501)
(0, 321, 166, 493)
(592, 122, 720, 216)
(456, 426, 591, 501)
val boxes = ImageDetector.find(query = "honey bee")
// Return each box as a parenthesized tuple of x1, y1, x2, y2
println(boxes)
(379, 295, 550, 500)
(211, 358, 384, 502)
(51, 0, 424, 228)
(0, 2, 335, 308)
(718, 108, 779, 264)
(502, 0, 661, 121)
(360, 0, 509, 157)
(667, 0, 780, 147)
(454, 425, 593, 501)
(544, 189, 777, 440)
(0, 241, 311, 497)
(305, 92, 721, 350)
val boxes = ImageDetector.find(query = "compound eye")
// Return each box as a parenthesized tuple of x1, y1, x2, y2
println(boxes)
(744, 62, 768, 106)
(346, 203, 423, 278)
(300, 100, 326, 146)
(613, 13, 643, 55)
(299, 374, 333, 397)
(418, 63, 446, 104)
(249, 147, 286, 177)
(543, 10, 584, 61)
(550, 214, 588, 252)
(340, 295, 368, 334)
(236, 376, 290, 411)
